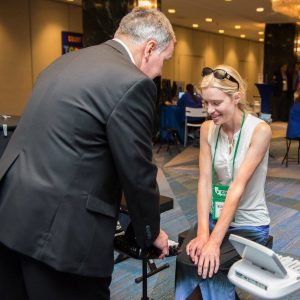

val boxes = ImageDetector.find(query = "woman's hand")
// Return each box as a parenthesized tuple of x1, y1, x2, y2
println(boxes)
(196, 239, 220, 279)
(186, 235, 208, 264)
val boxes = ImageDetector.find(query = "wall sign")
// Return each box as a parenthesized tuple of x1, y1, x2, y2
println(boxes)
(61, 31, 83, 55)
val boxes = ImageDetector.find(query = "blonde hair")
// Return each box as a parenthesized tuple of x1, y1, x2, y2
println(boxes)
(199, 64, 248, 111)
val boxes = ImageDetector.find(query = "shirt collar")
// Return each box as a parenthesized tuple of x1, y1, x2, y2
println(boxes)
(113, 38, 135, 65)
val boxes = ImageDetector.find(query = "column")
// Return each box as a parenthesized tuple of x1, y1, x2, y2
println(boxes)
(82, 0, 161, 47)
(263, 23, 299, 83)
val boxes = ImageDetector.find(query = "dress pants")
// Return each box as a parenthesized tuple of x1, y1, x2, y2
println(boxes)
(0, 242, 111, 300)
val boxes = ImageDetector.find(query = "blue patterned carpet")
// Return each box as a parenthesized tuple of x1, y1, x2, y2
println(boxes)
(110, 122, 300, 300)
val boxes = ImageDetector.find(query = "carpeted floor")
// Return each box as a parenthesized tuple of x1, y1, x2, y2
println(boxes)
(110, 121, 300, 300)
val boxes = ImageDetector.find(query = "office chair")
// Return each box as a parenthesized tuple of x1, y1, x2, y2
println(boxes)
(281, 103, 300, 167)
(184, 107, 207, 146)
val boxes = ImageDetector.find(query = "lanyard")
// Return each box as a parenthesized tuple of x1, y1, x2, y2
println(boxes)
(212, 112, 245, 183)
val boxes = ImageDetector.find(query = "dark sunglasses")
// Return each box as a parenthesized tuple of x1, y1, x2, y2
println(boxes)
(201, 67, 239, 90)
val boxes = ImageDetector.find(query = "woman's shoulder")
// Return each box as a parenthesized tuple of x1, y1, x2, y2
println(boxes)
(245, 112, 261, 123)
(202, 120, 214, 131)
(202, 120, 220, 145)
(245, 113, 265, 128)
(244, 113, 271, 139)
(249, 116, 272, 139)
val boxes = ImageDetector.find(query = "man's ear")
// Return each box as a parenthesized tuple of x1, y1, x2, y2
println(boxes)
(144, 40, 157, 61)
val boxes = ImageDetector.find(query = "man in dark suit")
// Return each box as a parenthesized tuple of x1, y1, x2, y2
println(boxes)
(272, 63, 293, 121)
(0, 7, 175, 300)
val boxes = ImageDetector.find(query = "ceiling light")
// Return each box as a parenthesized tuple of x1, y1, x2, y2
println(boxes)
(240, 34, 246, 38)
(192, 24, 199, 28)
(136, 0, 157, 9)
(271, 0, 300, 19)
(234, 25, 241, 29)
(256, 7, 264, 12)
(258, 31, 264, 35)
(168, 9, 176, 14)
(225, 0, 232, 2)
(259, 38, 264, 42)
(219, 29, 225, 34)
(66, 0, 74, 2)
(205, 18, 213, 22)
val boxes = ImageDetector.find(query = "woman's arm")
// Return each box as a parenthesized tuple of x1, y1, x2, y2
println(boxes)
(197, 121, 272, 278)
(186, 121, 213, 259)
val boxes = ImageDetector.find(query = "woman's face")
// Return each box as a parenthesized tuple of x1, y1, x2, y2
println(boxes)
(202, 87, 236, 125)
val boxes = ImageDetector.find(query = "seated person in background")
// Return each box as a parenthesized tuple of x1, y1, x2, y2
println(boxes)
(287, 86, 300, 139)
(175, 65, 272, 300)
(177, 83, 202, 109)
(177, 84, 203, 125)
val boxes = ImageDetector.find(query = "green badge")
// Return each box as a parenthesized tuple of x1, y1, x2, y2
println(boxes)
(212, 184, 229, 220)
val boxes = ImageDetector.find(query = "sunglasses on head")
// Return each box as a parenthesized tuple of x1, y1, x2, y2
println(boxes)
(201, 67, 239, 90)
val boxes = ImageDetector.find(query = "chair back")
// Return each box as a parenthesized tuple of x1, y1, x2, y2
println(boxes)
(185, 107, 207, 118)
(183, 107, 207, 146)
(286, 103, 300, 139)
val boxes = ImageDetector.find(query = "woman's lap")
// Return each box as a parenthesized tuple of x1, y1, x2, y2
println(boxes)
(174, 221, 269, 300)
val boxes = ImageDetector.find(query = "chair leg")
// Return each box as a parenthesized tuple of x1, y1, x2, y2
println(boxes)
(152, 130, 160, 146)
(156, 130, 163, 153)
(298, 140, 300, 165)
(166, 132, 171, 153)
(184, 125, 187, 147)
(281, 141, 287, 165)
(172, 132, 180, 153)
(156, 143, 163, 154)
(281, 139, 291, 167)
(286, 140, 291, 167)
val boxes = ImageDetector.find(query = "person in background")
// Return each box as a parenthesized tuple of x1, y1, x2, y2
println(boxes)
(292, 62, 300, 95)
(286, 82, 300, 140)
(177, 83, 202, 109)
(272, 63, 293, 122)
(175, 65, 271, 300)
(177, 83, 204, 131)
(294, 82, 300, 103)
(0, 8, 175, 300)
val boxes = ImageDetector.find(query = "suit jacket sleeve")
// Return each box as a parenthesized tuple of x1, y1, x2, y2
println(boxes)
(107, 77, 160, 248)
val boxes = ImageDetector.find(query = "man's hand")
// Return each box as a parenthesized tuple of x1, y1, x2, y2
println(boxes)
(153, 229, 169, 259)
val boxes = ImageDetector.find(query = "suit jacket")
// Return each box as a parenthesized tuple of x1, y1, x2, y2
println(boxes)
(0, 40, 160, 277)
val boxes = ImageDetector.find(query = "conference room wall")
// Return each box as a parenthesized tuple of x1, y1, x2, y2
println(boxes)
(162, 25, 264, 106)
(0, 0, 82, 116)
(0, 0, 33, 116)
(0, 1, 262, 115)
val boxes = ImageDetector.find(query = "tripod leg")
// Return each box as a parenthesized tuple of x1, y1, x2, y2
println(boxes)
(135, 260, 170, 284)
(141, 257, 149, 300)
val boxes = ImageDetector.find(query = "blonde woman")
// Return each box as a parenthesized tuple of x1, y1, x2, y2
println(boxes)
(175, 65, 272, 300)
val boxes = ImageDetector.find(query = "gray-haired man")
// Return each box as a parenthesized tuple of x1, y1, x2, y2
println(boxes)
(0, 7, 176, 300)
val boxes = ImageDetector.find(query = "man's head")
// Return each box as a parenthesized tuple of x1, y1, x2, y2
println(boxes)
(114, 8, 176, 79)
(280, 63, 288, 72)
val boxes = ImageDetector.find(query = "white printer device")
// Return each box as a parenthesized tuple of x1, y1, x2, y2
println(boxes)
(228, 234, 300, 299)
